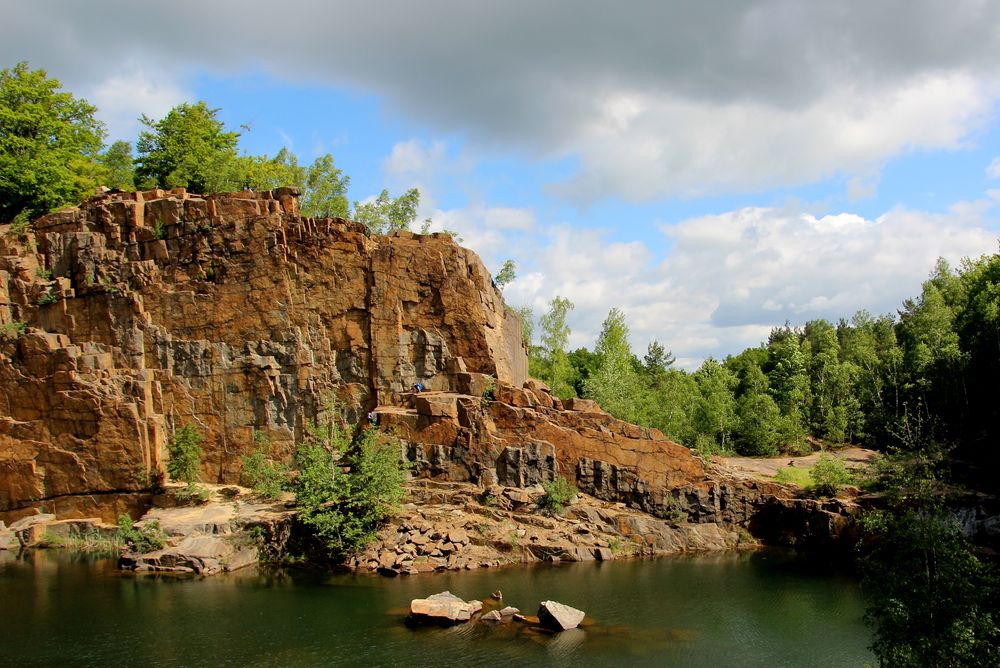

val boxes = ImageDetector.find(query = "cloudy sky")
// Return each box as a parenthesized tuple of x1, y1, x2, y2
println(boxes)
(4, 1, 999, 367)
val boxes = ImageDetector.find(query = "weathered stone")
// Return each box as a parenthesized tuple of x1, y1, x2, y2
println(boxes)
(409, 591, 483, 624)
(481, 610, 503, 622)
(538, 600, 586, 631)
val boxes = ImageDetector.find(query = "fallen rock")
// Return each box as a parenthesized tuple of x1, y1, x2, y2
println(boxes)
(499, 606, 520, 617)
(481, 610, 503, 622)
(120, 534, 258, 576)
(409, 591, 483, 624)
(538, 600, 586, 631)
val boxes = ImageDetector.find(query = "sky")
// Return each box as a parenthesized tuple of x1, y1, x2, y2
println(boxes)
(4, 0, 1000, 368)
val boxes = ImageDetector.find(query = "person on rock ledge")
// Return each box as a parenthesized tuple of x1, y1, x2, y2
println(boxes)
(412, 383, 424, 393)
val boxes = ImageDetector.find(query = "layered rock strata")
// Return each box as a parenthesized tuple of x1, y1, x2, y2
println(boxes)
(0, 189, 854, 550)
(0, 188, 523, 522)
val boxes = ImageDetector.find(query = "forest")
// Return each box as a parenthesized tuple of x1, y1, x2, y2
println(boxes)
(521, 254, 999, 493)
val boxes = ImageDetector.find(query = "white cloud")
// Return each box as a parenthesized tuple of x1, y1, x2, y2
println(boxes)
(490, 200, 998, 369)
(86, 64, 189, 141)
(6, 1, 1000, 202)
(553, 72, 997, 202)
(988, 157, 1000, 179)
(483, 208, 535, 230)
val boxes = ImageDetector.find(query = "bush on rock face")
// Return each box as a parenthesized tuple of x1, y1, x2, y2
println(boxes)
(538, 476, 577, 516)
(810, 453, 852, 496)
(293, 414, 407, 561)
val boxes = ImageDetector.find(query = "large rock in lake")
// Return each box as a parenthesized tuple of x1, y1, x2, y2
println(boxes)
(409, 591, 483, 624)
(538, 600, 586, 631)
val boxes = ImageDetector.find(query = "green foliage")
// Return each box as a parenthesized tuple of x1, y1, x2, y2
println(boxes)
(36, 291, 59, 305)
(585, 308, 643, 423)
(175, 483, 210, 505)
(166, 423, 204, 484)
(35, 266, 51, 280)
(301, 153, 349, 218)
(100, 140, 135, 190)
(8, 210, 31, 236)
(514, 305, 533, 348)
(352, 187, 420, 234)
(534, 296, 577, 398)
(292, 414, 407, 561)
(241, 434, 289, 501)
(0, 320, 26, 339)
(0, 62, 106, 221)
(135, 101, 240, 193)
(116, 514, 166, 553)
(494, 259, 516, 290)
(538, 476, 577, 516)
(809, 453, 852, 496)
(774, 465, 813, 488)
(219, 148, 304, 193)
(861, 509, 1000, 667)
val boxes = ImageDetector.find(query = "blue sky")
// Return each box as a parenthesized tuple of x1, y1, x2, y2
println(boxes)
(4, 1, 999, 368)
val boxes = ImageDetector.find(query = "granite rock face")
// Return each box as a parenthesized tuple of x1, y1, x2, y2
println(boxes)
(0, 189, 853, 547)
(0, 189, 524, 522)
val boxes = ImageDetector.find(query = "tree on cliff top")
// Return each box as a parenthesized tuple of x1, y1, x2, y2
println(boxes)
(352, 187, 420, 234)
(301, 153, 350, 218)
(0, 62, 106, 221)
(135, 101, 240, 193)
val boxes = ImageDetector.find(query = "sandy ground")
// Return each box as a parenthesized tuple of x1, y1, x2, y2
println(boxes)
(714, 446, 877, 481)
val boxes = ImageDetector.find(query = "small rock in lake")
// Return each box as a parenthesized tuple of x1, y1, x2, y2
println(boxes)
(491, 590, 502, 600)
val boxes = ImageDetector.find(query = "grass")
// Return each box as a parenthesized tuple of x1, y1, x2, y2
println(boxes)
(773, 465, 814, 488)
(41, 530, 123, 553)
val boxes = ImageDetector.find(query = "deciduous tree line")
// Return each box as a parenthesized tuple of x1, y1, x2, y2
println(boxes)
(525, 254, 1000, 474)
(0, 62, 421, 233)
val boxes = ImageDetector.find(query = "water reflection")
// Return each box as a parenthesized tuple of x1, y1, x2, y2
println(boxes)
(0, 549, 872, 667)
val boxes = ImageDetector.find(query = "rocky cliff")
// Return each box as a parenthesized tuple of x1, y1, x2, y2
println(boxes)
(0, 188, 854, 549)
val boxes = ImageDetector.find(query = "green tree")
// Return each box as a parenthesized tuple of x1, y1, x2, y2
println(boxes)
(221, 147, 305, 193)
(352, 187, 419, 234)
(536, 296, 576, 398)
(135, 101, 240, 193)
(301, 153, 350, 218)
(99, 140, 135, 191)
(692, 358, 738, 453)
(166, 424, 204, 484)
(0, 62, 106, 220)
(584, 308, 642, 423)
(293, 418, 406, 561)
(494, 259, 516, 290)
(862, 510, 999, 667)
(733, 363, 782, 456)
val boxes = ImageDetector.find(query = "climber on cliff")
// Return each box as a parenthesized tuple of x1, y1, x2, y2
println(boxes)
(412, 382, 424, 393)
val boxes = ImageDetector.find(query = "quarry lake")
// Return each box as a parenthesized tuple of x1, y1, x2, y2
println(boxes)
(0, 549, 872, 667)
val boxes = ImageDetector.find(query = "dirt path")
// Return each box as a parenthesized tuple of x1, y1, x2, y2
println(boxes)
(714, 446, 877, 482)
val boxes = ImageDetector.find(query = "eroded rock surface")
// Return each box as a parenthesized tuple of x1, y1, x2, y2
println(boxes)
(1, 189, 857, 551)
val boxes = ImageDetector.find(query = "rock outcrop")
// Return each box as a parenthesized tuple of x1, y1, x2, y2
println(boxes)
(1, 188, 524, 523)
(0, 188, 856, 551)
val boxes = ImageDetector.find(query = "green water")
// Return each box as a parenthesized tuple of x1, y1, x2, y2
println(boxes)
(0, 549, 872, 667)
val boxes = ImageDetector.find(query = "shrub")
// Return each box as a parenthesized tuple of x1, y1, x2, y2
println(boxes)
(538, 476, 577, 516)
(0, 320, 26, 340)
(117, 514, 166, 553)
(36, 291, 59, 305)
(175, 483, 209, 505)
(293, 417, 407, 561)
(241, 433, 289, 500)
(8, 210, 31, 237)
(810, 453, 852, 496)
(167, 424, 203, 484)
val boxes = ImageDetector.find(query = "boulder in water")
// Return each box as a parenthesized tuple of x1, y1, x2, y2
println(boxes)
(538, 600, 585, 631)
(409, 591, 483, 624)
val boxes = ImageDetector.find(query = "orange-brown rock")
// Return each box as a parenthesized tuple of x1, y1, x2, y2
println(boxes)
(0, 188, 849, 549)
(0, 189, 524, 522)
